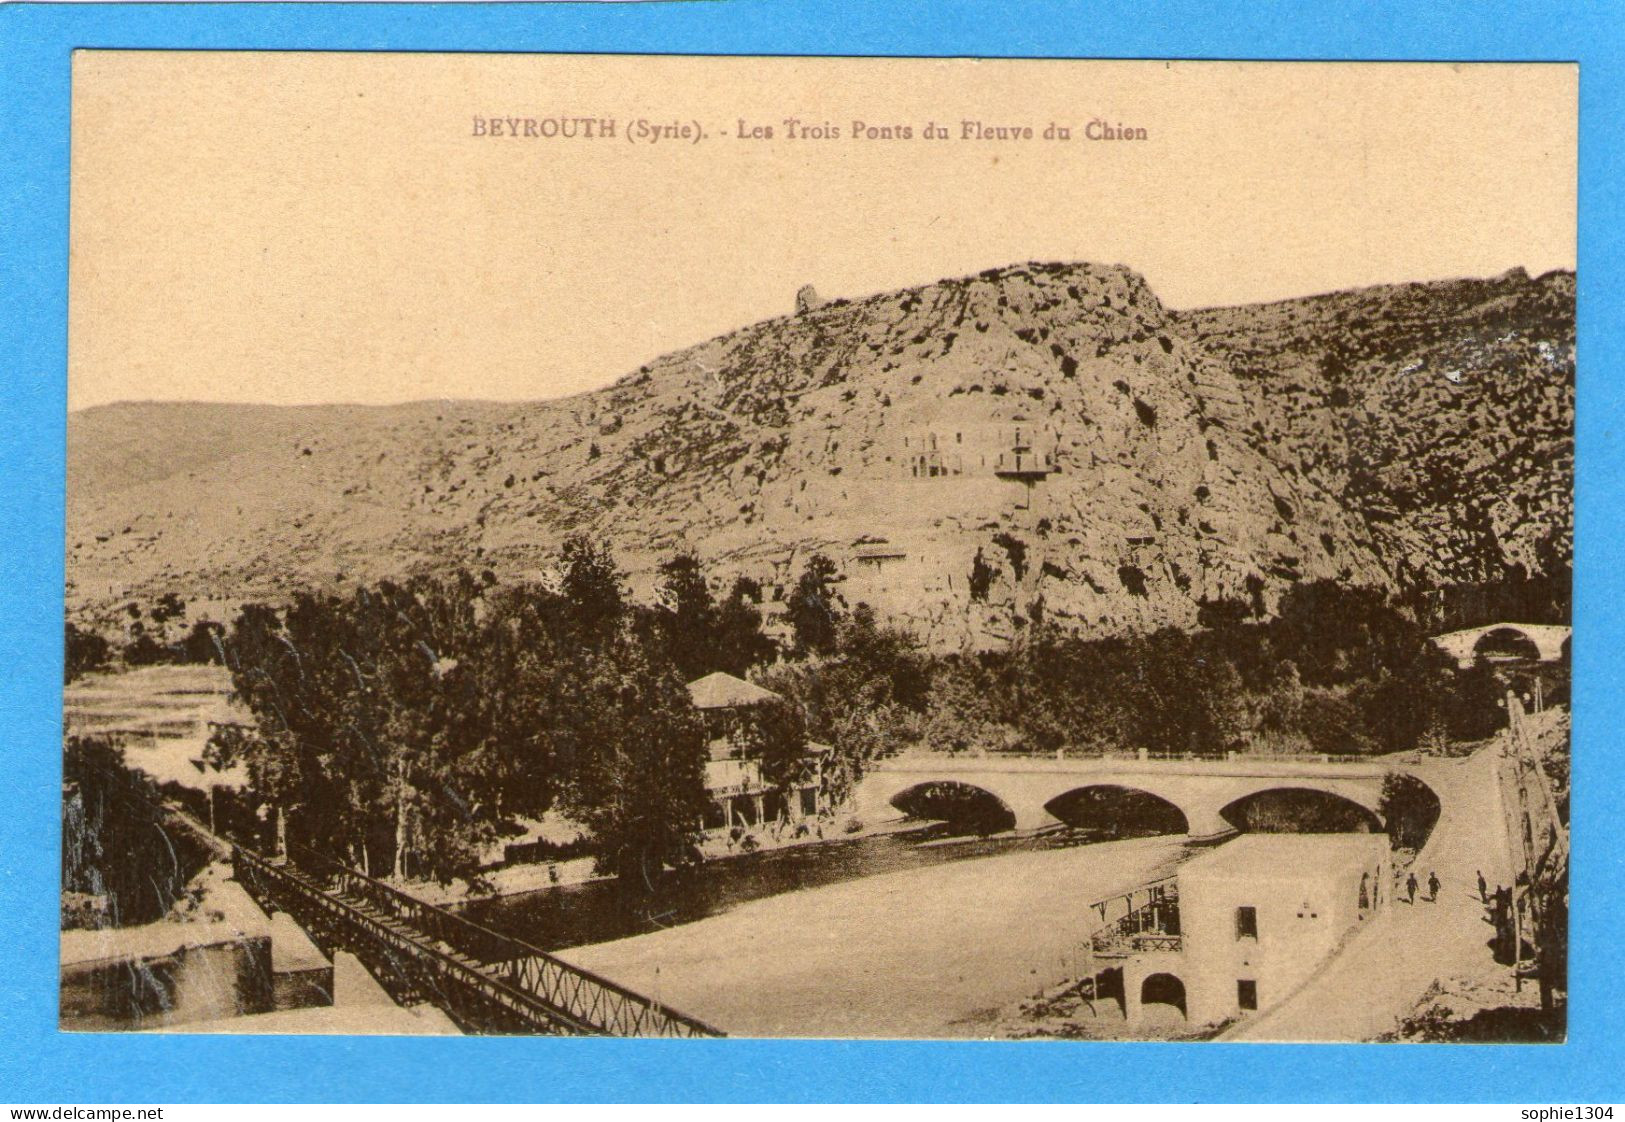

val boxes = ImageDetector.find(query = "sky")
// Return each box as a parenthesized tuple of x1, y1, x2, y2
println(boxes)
(68, 54, 1576, 411)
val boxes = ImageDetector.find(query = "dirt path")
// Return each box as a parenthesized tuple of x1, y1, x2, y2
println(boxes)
(558, 835, 1193, 1038)
(1226, 745, 1516, 1041)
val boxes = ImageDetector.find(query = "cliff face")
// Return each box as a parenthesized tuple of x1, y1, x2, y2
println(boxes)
(67, 262, 1574, 647)
(1179, 268, 1575, 588)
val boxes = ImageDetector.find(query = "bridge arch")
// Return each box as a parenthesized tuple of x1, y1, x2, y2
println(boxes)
(1473, 627, 1543, 663)
(1219, 786, 1382, 834)
(1431, 622, 1571, 667)
(889, 780, 1016, 835)
(1043, 784, 1189, 838)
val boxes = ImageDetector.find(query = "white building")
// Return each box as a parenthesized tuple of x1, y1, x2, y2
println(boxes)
(1101, 834, 1391, 1027)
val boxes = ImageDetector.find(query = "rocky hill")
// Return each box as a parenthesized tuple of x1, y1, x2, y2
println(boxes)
(67, 262, 1574, 648)
(1176, 268, 1574, 588)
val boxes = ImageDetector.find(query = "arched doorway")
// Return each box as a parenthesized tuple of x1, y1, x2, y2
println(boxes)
(1044, 785, 1189, 839)
(1140, 972, 1187, 1018)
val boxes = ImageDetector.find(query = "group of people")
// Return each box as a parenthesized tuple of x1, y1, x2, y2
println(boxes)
(1401, 868, 1442, 903)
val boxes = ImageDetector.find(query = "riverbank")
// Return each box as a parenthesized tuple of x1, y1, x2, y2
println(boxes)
(555, 834, 1195, 1038)
(407, 813, 923, 909)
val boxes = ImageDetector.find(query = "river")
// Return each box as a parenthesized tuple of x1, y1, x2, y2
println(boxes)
(459, 823, 1138, 953)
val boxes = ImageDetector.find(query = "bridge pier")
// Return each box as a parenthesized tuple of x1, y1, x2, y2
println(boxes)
(1182, 806, 1239, 845)
(1005, 796, 1061, 834)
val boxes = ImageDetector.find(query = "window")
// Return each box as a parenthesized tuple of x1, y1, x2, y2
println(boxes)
(1237, 980, 1258, 1011)
(1235, 906, 1258, 940)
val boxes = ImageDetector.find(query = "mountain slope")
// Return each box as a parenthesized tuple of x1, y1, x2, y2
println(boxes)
(66, 262, 1574, 648)
(1178, 267, 1574, 586)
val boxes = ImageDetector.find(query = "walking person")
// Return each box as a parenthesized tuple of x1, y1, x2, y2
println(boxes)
(1405, 871, 1418, 903)
(1477, 870, 1487, 902)
(1428, 871, 1441, 902)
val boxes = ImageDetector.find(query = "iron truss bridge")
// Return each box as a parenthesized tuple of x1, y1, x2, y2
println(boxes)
(234, 843, 723, 1038)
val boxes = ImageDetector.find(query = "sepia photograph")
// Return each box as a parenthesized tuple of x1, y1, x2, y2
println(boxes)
(59, 53, 1574, 1044)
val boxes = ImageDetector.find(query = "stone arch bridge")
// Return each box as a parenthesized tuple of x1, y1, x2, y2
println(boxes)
(854, 754, 1420, 841)
(1429, 623, 1571, 669)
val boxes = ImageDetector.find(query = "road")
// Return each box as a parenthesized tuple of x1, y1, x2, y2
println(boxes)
(1225, 744, 1516, 1041)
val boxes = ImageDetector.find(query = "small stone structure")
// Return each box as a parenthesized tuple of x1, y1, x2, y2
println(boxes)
(1134, 834, 1391, 1026)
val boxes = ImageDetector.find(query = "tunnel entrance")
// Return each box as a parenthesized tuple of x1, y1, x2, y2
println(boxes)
(890, 781, 1016, 836)
(1044, 785, 1189, 839)
(1220, 787, 1382, 834)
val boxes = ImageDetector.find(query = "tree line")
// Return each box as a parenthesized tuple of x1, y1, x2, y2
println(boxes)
(200, 540, 796, 887)
(65, 592, 224, 684)
(100, 535, 1539, 889)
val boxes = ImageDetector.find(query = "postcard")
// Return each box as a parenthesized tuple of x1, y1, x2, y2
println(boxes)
(60, 52, 1574, 1043)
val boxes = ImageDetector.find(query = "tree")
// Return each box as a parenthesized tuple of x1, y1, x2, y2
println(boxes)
(65, 623, 111, 683)
(653, 557, 776, 679)
(757, 610, 928, 802)
(1378, 772, 1442, 851)
(655, 552, 719, 679)
(736, 699, 811, 795)
(1272, 580, 1423, 686)
(179, 619, 225, 665)
(967, 548, 997, 603)
(63, 736, 212, 927)
(557, 637, 711, 884)
(1120, 631, 1247, 756)
(1197, 596, 1252, 631)
(121, 627, 172, 667)
(713, 577, 777, 676)
(559, 533, 625, 638)
(920, 656, 1016, 754)
(151, 592, 187, 627)
(786, 553, 844, 655)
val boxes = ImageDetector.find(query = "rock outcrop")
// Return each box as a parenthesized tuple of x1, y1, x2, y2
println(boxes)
(67, 261, 1574, 648)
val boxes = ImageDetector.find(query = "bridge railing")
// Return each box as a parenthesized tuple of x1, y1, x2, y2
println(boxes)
(256, 842, 722, 1038)
(883, 748, 1398, 766)
(235, 844, 572, 1031)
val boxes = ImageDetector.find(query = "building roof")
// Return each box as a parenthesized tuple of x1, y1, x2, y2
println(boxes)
(1180, 833, 1386, 883)
(686, 671, 782, 710)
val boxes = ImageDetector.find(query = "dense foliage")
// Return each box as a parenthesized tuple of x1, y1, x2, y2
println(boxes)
(201, 528, 1539, 887)
(62, 736, 213, 927)
(904, 580, 1511, 763)
(208, 539, 739, 885)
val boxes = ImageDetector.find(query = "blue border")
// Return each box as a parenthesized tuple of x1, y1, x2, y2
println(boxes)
(2, 0, 1620, 1103)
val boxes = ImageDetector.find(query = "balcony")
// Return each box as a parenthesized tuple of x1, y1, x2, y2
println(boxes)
(1090, 882, 1182, 957)
(993, 448, 1055, 480)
